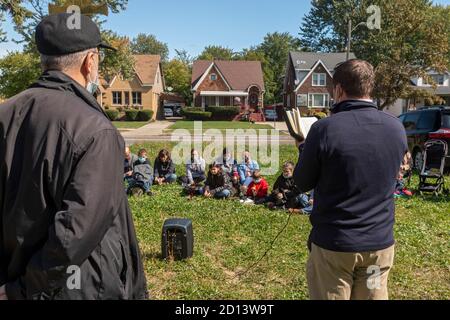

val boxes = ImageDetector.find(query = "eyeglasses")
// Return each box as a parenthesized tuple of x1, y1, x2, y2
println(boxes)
(89, 50, 105, 63)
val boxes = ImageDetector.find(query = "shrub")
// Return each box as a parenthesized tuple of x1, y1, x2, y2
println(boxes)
(182, 108, 212, 121)
(137, 110, 154, 121)
(125, 110, 139, 121)
(181, 107, 203, 116)
(105, 109, 119, 121)
(116, 106, 124, 113)
(314, 112, 328, 120)
(206, 106, 240, 120)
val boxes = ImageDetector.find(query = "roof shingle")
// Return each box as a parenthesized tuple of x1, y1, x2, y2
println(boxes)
(192, 60, 265, 91)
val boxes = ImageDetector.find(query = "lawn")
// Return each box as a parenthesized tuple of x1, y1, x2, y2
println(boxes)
(113, 121, 150, 129)
(166, 121, 275, 134)
(129, 142, 450, 300)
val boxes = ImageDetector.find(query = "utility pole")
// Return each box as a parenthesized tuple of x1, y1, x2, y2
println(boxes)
(347, 18, 352, 61)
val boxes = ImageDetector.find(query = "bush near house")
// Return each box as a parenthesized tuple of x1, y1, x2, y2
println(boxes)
(105, 109, 119, 121)
(137, 110, 154, 121)
(313, 112, 328, 120)
(206, 106, 240, 120)
(125, 110, 139, 121)
(181, 107, 212, 121)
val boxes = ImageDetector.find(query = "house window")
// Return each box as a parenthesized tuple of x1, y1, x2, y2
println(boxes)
(312, 73, 326, 86)
(124, 92, 130, 105)
(210, 73, 217, 81)
(218, 96, 226, 106)
(205, 96, 216, 107)
(132, 92, 142, 105)
(424, 74, 445, 86)
(297, 94, 308, 107)
(112, 91, 122, 105)
(308, 93, 330, 108)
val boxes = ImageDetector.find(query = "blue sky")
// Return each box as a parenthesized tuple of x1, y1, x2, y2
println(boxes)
(1, 0, 449, 58)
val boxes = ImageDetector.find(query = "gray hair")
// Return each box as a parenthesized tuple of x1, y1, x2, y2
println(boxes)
(40, 49, 93, 72)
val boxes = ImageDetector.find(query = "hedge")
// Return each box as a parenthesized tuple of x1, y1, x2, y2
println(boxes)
(314, 112, 328, 120)
(137, 110, 154, 121)
(206, 106, 240, 120)
(125, 110, 139, 121)
(182, 108, 212, 121)
(105, 109, 119, 121)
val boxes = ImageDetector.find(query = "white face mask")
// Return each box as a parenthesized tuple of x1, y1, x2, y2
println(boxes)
(86, 72, 99, 95)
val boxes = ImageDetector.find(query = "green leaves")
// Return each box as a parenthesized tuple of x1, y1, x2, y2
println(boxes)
(131, 33, 169, 62)
(0, 51, 41, 98)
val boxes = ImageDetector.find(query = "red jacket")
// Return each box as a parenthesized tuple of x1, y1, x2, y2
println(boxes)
(247, 179, 269, 199)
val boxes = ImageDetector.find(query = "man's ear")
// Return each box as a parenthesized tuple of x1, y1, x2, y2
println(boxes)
(81, 51, 94, 77)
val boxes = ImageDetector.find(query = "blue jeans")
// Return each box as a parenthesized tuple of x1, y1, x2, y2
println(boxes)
(128, 179, 152, 193)
(165, 174, 177, 183)
(296, 193, 313, 214)
(214, 189, 231, 199)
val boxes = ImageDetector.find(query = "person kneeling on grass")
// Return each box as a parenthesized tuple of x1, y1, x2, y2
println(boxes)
(154, 149, 177, 185)
(240, 170, 269, 205)
(202, 163, 233, 199)
(127, 149, 154, 196)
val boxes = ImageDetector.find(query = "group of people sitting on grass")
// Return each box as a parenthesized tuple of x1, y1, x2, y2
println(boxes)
(123, 147, 314, 214)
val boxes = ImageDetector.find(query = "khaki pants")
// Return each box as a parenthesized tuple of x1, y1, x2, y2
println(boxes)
(307, 243, 395, 300)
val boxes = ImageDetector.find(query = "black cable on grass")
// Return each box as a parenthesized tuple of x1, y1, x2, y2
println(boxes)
(232, 211, 295, 280)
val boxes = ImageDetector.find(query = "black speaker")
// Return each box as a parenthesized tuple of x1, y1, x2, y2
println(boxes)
(161, 218, 194, 260)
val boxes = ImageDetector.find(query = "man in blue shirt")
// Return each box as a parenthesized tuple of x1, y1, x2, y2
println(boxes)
(294, 59, 408, 300)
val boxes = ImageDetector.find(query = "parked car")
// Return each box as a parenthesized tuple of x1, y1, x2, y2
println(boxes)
(164, 108, 174, 118)
(398, 106, 450, 169)
(264, 109, 278, 121)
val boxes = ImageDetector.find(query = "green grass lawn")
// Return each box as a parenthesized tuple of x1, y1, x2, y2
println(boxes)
(129, 142, 450, 300)
(166, 121, 275, 134)
(113, 121, 150, 129)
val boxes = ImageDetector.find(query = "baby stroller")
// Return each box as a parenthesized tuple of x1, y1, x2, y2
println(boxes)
(418, 140, 448, 196)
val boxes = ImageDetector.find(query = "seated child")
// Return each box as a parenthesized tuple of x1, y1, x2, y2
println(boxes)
(124, 146, 138, 185)
(127, 149, 153, 196)
(154, 149, 177, 185)
(202, 163, 233, 199)
(266, 161, 302, 210)
(240, 170, 269, 205)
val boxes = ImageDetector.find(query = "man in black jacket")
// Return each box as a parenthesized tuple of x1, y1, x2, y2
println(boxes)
(294, 60, 408, 300)
(0, 13, 148, 300)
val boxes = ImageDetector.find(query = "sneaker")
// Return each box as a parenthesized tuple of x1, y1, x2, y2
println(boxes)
(146, 190, 153, 196)
(243, 198, 255, 205)
(402, 189, 413, 197)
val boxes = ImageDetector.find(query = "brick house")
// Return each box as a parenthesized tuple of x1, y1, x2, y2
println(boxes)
(283, 52, 356, 113)
(191, 60, 265, 112)
(98, 54, 165, 120)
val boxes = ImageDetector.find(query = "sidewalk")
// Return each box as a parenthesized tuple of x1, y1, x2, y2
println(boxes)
(120, 120, 173, 138)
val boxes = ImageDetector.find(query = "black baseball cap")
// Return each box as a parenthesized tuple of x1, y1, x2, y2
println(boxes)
(35, 13, 116, 55)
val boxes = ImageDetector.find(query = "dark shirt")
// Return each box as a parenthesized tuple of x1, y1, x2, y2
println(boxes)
(154, 158, 176, 178)
(294, 100, 408, 252)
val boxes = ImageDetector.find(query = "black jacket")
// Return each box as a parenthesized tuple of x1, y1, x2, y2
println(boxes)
(294, 100, 408, 252)
(272, 175, 300, 200)
(153, 158, 175, 178)
(0, 71, 148, 300)
(204, 172, 232, 195)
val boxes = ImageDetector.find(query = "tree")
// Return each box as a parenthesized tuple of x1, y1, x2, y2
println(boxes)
(299, 0, 450, 109)
(0, 0, 134, 96)
(174, 49, 194, 66)
(130, 33, 169, 61)
(0, 51, 41, 98)
(163, 59, 192, 104)
(197, 45, 235, 60)
(257, 32, 302, 104)
(101, 31, 135, 81)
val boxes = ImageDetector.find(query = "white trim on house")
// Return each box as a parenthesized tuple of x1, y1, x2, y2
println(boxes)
(312, 73, 327, 86)
(308, 93, 330, 108)
(192, 62, 232, 91)
(294, 60, 333, 92)
(200, 91, 248, 97)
